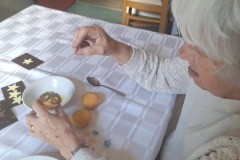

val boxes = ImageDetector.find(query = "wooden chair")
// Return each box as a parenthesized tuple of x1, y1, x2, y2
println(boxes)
(122, 0, 169, 33)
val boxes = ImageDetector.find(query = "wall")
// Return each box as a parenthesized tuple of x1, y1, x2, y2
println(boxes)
(0, 0, 33, 22)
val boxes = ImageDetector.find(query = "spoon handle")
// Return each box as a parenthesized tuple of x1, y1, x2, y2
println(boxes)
(101, 85, 126, 97)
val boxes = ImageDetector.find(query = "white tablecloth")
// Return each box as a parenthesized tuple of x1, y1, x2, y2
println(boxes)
(0, 5, 184, 160)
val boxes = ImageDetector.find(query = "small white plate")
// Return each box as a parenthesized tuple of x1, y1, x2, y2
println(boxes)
(22, 76, 75, 109)
(18, 155, 58, 160)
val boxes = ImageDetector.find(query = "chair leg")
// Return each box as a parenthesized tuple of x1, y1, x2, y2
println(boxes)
(122, 12, 127, 25)
(126, 16, 130, 26)
(122, 0, 128, 25)
(159, 0, 169, 33)
(159, 14, 168, 33)
(122, 6, 131, 26)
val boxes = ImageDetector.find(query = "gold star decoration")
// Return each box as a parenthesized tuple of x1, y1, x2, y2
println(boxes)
(9, 90, 21, 99)
(7, 84, 19, 92)
(22, 58, 34, 65)
(12, 95, 22, 104)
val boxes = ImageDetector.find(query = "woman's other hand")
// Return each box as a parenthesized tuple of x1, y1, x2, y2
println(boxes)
(72, 25, 133, 65)
(25, 100, 81, 160)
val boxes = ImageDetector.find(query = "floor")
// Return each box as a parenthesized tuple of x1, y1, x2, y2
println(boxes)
(67, 2, 122, 24)
(76, 0, 123, 10)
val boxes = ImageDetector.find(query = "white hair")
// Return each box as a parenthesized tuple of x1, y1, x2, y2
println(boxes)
(171, 0, 240, 86)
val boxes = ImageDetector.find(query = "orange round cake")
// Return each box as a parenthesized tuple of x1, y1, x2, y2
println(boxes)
(39, 91, 62, 109)
(81, 92, 99, 110)
(71, 109, 91, 128)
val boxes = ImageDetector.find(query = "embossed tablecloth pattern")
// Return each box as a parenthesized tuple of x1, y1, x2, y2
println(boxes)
(0, 5, 184, 160)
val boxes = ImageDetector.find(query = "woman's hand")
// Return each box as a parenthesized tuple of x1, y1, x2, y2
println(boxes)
(72, 25, 133, 65)
(72, 25, 115, 56)
(25, 100, 82, 160)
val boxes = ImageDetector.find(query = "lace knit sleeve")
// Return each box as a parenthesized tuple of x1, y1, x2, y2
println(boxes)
(121, 47, 190, 94)
(71, 148, 108, 160)
(187, 136, 240, 160)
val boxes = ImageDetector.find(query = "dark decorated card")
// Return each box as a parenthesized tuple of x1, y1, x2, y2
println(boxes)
(0, 100, 18, 130)
(1, 81, 25, 108)
(12, 53, 44, 70)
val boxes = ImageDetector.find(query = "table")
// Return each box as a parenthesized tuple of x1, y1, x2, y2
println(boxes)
(0, 5, 184, 160)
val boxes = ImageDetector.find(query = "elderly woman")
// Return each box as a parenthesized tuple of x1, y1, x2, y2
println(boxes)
(26, 0, 240, 159)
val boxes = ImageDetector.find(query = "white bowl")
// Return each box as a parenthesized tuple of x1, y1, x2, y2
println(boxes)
(22, 76, 75, 109)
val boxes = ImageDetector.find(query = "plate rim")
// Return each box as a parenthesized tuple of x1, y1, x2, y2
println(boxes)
(18, 155, 58, 160)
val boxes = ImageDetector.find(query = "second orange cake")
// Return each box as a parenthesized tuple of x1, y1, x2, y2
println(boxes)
(71, 109, 91, 128)
(81, 92, 99, 110)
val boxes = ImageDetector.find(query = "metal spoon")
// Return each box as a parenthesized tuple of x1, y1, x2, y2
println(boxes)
(87, 77, 126, 97)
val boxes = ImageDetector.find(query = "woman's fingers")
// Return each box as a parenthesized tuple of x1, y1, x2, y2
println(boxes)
(72, 26, 93, 54)
(25, 110, 37, 124)
(72, 25, 105, 55)
(72, 32, 88, 54)
(73, 41, 92, 55)
(55, 105, 65, 117)
(25, 110, 41, 136)
(55, 106, 72, 125)
(28, 109, 37, 117)
(31, 100, 50, 117)
(75, 44, 104, 55)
